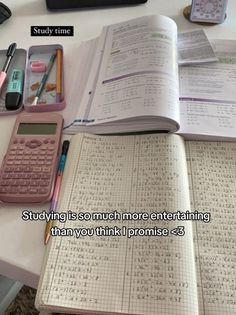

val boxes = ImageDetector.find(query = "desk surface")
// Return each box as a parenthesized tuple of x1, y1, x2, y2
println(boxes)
(0, 0, 236, 289)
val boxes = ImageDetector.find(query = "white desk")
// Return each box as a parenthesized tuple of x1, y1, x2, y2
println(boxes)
(0, 0, 236, 289)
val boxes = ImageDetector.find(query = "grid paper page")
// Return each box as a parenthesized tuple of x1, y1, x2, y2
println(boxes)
(37, 134, 198, 315)
(186, 141, 236, 315)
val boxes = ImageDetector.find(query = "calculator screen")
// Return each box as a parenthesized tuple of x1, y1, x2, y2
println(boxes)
(17, 123, 57, 135)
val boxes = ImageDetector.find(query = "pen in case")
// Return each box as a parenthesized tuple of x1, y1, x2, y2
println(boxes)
(0, 43, 17, 93)
(32, 53, 56, 105)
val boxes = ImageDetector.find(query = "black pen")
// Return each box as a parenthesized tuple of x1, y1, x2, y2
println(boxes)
(0, 43, 17, 92)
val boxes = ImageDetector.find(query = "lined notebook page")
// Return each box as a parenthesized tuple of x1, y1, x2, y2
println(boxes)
(186, 141, 236, 315)
(36, 134, 198, 315)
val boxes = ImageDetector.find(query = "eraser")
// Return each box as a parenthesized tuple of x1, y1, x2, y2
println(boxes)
(30, 61, 46, 73)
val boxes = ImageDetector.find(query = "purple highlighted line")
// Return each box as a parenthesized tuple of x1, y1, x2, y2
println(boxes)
(102, 70, 172, 84)
(180, 97, 236, 105)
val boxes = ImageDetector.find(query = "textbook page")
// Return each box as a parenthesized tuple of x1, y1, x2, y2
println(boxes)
(178, 40, 236, 140)
(178, 29, 217, 65)
(186, 141, 236, 315)
(85, 16, 180, 130)
(63, 27, 217, 134)
(36, 134, 198, 315)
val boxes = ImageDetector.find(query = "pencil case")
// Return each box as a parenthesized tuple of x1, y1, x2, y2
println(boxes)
(0, 44, 66, 115)
(24, 44, 65, 112)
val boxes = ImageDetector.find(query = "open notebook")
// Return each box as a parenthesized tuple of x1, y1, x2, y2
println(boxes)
(35, 133, 236, 315)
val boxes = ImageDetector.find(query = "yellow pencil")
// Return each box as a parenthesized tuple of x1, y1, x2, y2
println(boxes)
(56, 48, 62, 102)
(44, 220, 53, 245)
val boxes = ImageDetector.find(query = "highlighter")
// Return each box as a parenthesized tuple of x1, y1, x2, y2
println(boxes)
(5, 69, 24, 110)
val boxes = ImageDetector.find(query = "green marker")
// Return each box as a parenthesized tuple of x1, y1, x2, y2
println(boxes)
(5, 69, 24, 110)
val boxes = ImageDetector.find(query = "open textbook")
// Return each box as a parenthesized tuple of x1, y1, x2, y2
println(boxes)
(179, 39, 236, 140)
(63, 15, 236, 139)
(36, 133, 236, 315)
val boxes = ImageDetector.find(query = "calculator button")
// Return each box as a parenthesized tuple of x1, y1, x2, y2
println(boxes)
(39, 180, 49, 186)
(20, 139, 25, 144)
(9, 187, 18, 194)
(46, 151, 54, 156)
(47, 146, 54, 151)
(0, 187, 7, 193)
(2, 174, 11, 179)
(30, 140, 42, 147)
(15, 161, 21, 165)
(5, 167, 14, 173)
(19, 187, 28, 194)
(38, 188, 48, 194)
(44, 139, 49, 144)
(32, 150, 40, 155)
(42, 167, 51, 172)
(29, 188, 38, 194)
(16, 156, 22, 160)
(17, 150, 24, 155)
(21, 180, 30, 186)
(50, 140, 55, 144)
(30, 156, 37, 160)
(24, 166, 33, 172)
(39, 156, 45, 161)
(11, 180, 19, 186)
(11, 145, 18, 150)
(12, 174, 20, 179)
(32, 139, 41, 144)
(28, 143, 38, 149)
(23, 174, 31, 179)
(13, 140, 18, 144)
(7, 161, 14, 165)
(1, 180, 10, 186)
(10, 150, 16, 155)
(31, 174, 40, 179)
(41, 173, 50, 180)
(29, 160, 37, 165)
(32, 167, 42, 173)
(8, 155, 15, 160)
(30, 181, 38, 186)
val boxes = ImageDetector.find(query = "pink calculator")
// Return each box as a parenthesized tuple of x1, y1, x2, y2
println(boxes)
(0, 113, 63, 203)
